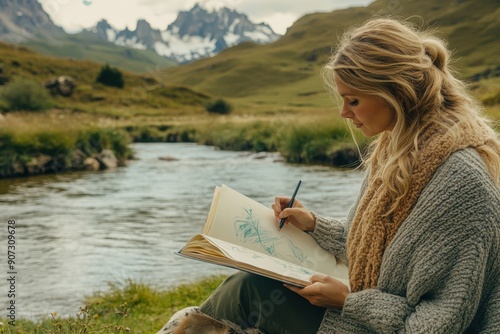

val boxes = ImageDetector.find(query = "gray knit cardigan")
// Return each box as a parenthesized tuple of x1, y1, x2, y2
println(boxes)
(310, 148, 500, 333)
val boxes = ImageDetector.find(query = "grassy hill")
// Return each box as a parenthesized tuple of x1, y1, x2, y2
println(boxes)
(161, 0, 500, 110)
(24, 31, 176, 74)
(0, 41, 208, 114)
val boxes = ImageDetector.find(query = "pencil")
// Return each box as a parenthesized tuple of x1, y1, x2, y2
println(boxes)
(279, 180, 302, 230)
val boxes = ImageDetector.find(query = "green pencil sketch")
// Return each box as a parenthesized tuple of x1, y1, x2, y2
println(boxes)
(234, 207, 283, 255)
(287, 240, 313, 266)
(234, 207, 313, 266)
(282, 262, 314, 276)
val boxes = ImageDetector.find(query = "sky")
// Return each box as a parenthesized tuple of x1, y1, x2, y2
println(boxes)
(38, 0, 373, 35)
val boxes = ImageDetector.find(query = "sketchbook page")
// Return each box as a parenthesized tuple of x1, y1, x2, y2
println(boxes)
(203, 235, 319, 286)
(179, 234, 350, 288)
(181, 234, 226, 258)
(204, 184, 349, 281)
(202, 186, 221, 234)
(179, 234, 309, 287)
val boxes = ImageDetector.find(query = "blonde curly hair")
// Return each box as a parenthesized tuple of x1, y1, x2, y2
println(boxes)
(322, 18, 500, 214)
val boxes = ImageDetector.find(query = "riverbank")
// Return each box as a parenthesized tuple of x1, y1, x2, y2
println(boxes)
(0, 110, 134, 178)
(0, 108, 367, 179)
(0, 275, 227, 334)
(126, 114, 367, 166)
(1, 76, 498, 179)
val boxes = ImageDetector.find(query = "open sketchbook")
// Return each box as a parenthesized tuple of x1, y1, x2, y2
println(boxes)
(177, 184, 349, 287)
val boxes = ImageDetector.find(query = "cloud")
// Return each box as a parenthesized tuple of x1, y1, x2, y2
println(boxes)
(238, 0, 371, 34)
(254, 12, 298, 34)
(39, 0, 372, 34)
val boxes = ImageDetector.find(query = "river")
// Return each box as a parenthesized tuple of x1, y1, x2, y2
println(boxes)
(0, 143, 364, 320)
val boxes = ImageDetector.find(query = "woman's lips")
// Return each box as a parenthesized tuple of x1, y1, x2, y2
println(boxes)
(353, 122, 363, 128)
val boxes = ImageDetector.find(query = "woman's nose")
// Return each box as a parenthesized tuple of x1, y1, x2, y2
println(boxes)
(340, 103, 352, 119)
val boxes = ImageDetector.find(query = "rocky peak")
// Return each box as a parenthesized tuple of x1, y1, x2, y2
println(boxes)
(113, 19, 163, 50)
(0, 0, 64, 43)
(135, 19, 161, 42)
(93, 19, 114, 41)
(85, 2, 281, 63)
(169, 4, 247, 39)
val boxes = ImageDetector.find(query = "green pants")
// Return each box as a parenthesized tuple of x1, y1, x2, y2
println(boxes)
(200, 272, 326, 334)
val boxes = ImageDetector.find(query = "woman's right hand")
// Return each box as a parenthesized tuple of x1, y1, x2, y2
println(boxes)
(272, 196, 316, 232)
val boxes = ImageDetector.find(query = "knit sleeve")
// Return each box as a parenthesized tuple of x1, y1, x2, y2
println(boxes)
(309, 215, 349, 264)
(318, 233, 493, 333)
(338, 233, 492, 333)
(317, 149, 500, 333)
(309, 175, 368, 264)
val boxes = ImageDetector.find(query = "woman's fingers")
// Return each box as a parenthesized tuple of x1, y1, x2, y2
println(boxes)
(272, 197, 314, 231)
(273, 196, 290, 220)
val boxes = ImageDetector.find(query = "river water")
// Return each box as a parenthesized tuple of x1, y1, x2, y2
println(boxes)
(0, 143, 364, 320)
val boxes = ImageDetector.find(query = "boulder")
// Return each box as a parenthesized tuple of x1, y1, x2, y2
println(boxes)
(69, 149, 87, 169)
(252, 152, 268, 160)
(83, 157, 100, 171)
(45, 76, 76, 97)
(96, 149, 118, 169)
(159, 156, 179, 161)
(25, 155, 53, 174)
(12, 162, 25, 176)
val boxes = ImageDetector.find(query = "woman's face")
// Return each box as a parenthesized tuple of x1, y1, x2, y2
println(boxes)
(335, 77, 396, 137)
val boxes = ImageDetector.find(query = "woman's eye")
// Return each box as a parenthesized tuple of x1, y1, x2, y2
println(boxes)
(349, 100, 358, 106)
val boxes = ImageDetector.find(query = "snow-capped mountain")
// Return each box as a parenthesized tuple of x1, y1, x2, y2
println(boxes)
(88, 3, 281, 63)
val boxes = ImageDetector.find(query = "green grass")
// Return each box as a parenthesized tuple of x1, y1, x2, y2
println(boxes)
(0, 275, 227, 334)
(195, 119, 281, 152)
(280, 118, 363, 164)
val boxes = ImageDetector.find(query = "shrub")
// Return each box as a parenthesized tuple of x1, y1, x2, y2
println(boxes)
(77, 127, 133, 161)
(205, 98, 232, 114)
(195, 121, 279, 152)
(280, 119, 353, 164)
(96, 64, 125, 88)
(0, 77, 52, 111)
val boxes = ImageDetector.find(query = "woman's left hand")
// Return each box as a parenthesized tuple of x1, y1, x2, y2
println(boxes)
(284, 274, 350, 309)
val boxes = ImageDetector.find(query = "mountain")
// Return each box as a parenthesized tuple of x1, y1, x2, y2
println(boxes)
(0, 0, 176, 73)
(160, 0, 500, 105)
(87, 3, 281, 63)
(0, 0, 65, 43)
(0, 0, 280, 71)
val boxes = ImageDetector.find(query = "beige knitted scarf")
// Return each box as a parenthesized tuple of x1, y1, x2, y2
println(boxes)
(346, 121, 495, 292)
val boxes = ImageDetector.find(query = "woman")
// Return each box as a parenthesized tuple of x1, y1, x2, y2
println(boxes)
(158, 18, 500, 334)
